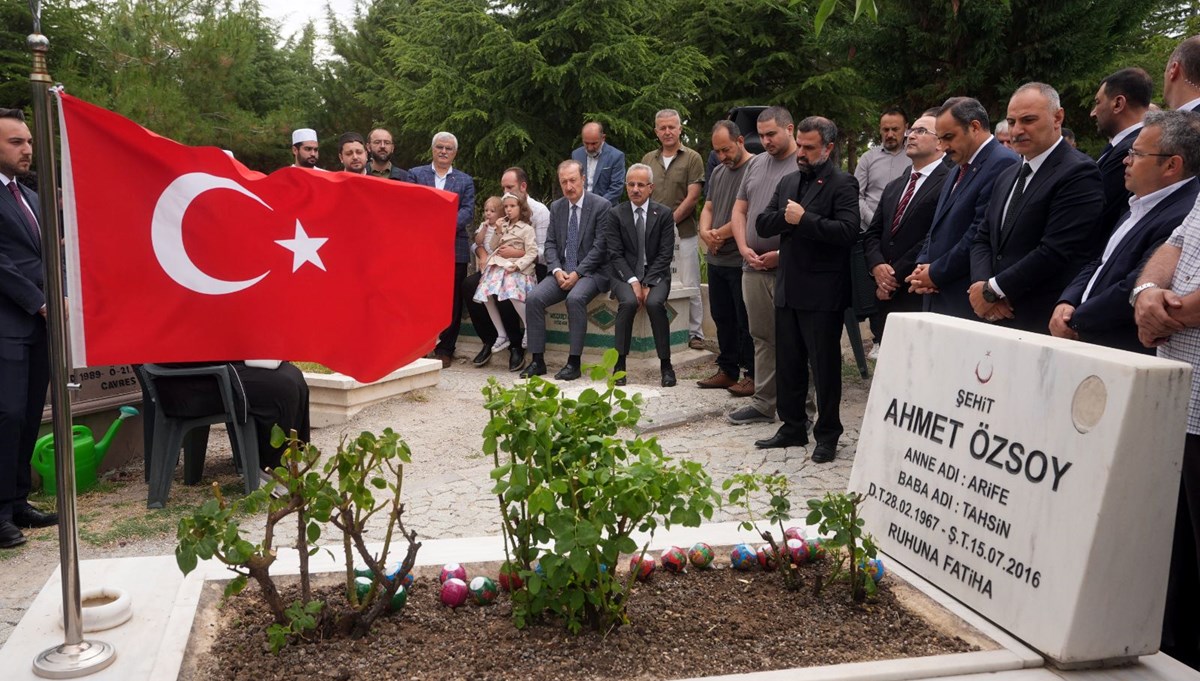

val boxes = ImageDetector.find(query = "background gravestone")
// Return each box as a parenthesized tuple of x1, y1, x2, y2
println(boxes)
(849, 313, 1190, 666)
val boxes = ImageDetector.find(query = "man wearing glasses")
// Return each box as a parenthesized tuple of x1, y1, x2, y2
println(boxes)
(1054, 109, 1200, 353)
(861, 110, 951, 344)
(410, 132, 476, 367)
(366, 128, 412, 182)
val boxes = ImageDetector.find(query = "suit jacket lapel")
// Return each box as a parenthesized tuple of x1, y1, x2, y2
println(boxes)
(898, 163, 947, 230)
(799, 164, 831, 207)
(998, 147, 1065, 251)
(2, 182, 39, 252)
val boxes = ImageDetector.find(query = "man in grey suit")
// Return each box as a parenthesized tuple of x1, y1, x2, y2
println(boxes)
(571, 122, 626, 204)
(522, 161, 613, 380)
(608, 164, 677, 387)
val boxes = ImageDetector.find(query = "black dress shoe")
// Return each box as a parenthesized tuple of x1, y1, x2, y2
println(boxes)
(811, 443, 838, 463)
(14, 505, 58, 528)
(554, 364, 582, 381)
(520, 359, 547, 378)
(508, 347, 526, 372)
(472, 345, 493, 367)
(754, 431, 809, 450)
(0, 520, 27, 548)
(661, 366, 677, 387)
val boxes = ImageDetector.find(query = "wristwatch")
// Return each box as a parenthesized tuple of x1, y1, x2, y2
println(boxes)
(981, 281, 999, 303)
(1129, 282, 1157, 307)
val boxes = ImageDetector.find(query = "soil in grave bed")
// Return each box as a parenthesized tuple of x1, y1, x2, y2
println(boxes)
(187, 559, 980, 681)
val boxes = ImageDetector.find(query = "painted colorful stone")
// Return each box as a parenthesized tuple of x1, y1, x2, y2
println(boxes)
(756, 544, 779, 571)
(385, 561, 414, 588)
(388, 584, 408, 612)
(353, 564, 373, 580)
(786, 537, 810, 565)
(730, 543, 757, 570)
(630, 553, 656, 581)
(441, 577, 469, 608)
(469, 576, 499, 605)
(862, 558, 885, 584)
(808, 537, 827, 560)
(688, 543, 715, 569)
(660, 546, 688, 573)
(498, 564, 524, 592)
(354, 575, 373, 601)
(440, 562, 467, 584)
(784, 526, 806, 541)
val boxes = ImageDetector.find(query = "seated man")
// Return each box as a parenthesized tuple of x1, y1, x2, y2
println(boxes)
(521, 160, 612, 380)
(607, 163, 676, 387)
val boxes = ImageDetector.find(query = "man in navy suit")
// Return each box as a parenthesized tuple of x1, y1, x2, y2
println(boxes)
(908, 97, 1019, 318)
(1089, 68, 1152, 249)
(0, 108, 58, 549)
(607, 164, 676, 387)
(521, 160, 612, 380)
(1053, 110, 1200, 353)
(1165, 36, 1200, 114)
(409, 132, 476, 367)
(968, 82, 1104, 333)
(755, 117, 860, 463)
(571, 122, 626, 204)
(862, 109, 951, 344)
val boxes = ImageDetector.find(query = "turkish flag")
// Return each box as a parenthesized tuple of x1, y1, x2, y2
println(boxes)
(56, 93, 456, 382)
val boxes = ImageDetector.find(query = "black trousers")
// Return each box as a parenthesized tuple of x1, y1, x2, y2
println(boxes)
(1163, 432, 1200, 670)
(708, 263, 752, 379)
(237, 363, 311, 470)
(463, 271, 523, 347)
(612, 280, 671, 361)
(436, 262, 469, 355)
(0, 325, 49, 520)
(775, 308, 842, 445)
(869, 288, 923, 344)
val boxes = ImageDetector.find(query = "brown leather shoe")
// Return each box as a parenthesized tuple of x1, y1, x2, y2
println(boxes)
(726, 377, 754, 397)
(688, 336, 706, 350)
(697, 370, 737, 389)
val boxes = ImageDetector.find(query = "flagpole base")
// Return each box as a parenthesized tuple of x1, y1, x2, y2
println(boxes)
(32, 639, 116, 678)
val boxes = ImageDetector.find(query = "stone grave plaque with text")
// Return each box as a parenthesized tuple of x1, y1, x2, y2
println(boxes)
(848, 313, 1190, 666)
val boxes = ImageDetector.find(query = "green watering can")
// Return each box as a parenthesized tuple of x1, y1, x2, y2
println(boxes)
(32, 405, 139, 495)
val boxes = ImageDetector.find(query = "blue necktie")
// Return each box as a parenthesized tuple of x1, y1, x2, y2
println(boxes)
(565, 204, 580, 272)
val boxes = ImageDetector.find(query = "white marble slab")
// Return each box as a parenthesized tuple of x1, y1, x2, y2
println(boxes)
(849, 313, 1191, 666)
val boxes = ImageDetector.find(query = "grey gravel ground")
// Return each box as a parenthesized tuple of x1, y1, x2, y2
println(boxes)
(0, 337, 874, 647)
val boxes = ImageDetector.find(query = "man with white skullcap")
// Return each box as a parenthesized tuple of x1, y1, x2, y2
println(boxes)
(291, 128, 319, 169)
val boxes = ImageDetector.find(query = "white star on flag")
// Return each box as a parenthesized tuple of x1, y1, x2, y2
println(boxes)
(275, 220, 328, 272)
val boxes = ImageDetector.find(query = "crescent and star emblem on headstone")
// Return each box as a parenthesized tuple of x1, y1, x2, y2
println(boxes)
(150, 172, 328, 295)
(975, 351, 994, 384)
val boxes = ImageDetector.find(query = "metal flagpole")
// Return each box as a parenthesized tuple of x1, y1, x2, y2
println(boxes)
(26, 0, 116, 676)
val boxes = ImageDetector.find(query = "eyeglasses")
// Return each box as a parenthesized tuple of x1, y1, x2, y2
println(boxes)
(1127, 148, 1174, 160)
(433, 144, 456, 152)
(905, 127, 936, 137)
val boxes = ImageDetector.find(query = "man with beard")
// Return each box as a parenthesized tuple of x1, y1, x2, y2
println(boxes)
(696, 120, 755, 389)
(366, 128, 412, 182)
(1090, 68, 1152, 245)
(338, 132, 368, 174)
(291, 128, 319, 169)
(755, 117, 859, 463)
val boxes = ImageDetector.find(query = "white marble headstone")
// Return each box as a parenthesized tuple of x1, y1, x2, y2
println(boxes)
(849, 313, 1191, 666)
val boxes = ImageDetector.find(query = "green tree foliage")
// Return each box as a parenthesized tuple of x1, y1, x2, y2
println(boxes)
(357, 0, 709, 201)
(1, 0, 104, 114)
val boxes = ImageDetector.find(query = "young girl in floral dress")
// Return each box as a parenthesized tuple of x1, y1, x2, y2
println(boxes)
(473, 192, 538, 352)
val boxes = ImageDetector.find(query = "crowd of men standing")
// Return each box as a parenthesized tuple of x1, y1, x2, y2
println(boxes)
(275, 36, 1200, 665)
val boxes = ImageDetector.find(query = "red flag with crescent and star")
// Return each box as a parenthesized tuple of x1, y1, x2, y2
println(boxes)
(56, 92, 456, 382)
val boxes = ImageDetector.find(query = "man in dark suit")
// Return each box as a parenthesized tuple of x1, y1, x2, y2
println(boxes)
(522, 161, 612, 380)
(607, 163, 676, 387)
(755, 117, 860, 463)
(409, 132, 476, 367)
(907, 97, 1019, 318)
(572, 122, 626, 204)
(0, 108, 57, 549)
(1089, 68, 1152, 249)
(863, 109, 951, 344)
(1165, 35, 1200, 114)
(968, 82, 1104, 333)
(1052, 110, 1200, 353)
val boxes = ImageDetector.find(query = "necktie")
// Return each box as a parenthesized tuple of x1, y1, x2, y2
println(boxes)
(635, 207, 646, 280)
(565, 204, 580, 272)
(1097, 142, 1114, 163)
(1001, 163, 1033, 237)
(951, 163, 969, 193)
(890, 171, 921, 235)
(7, 181, 39, 245)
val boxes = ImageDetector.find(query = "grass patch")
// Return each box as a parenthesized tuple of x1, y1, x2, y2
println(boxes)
(76, 480, 249, 547)
(294, 361, 334, 374)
